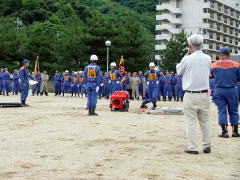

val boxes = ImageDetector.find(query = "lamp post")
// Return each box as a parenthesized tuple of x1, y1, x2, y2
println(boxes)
(105, 40, 111, 72)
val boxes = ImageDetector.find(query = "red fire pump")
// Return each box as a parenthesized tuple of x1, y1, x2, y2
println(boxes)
(110, 91, 130, 112)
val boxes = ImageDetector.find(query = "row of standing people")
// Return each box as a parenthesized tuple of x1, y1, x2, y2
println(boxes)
(0, 69, 49, 96)
(0, 66, 185, 102)
(51, 65, 184, 101)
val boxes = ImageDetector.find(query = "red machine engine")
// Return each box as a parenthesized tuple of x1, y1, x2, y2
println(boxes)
(110, 91, 130, 112)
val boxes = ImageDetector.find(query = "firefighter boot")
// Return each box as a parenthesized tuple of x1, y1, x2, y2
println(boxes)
(140, 102, 148, 109)
(232, 125, 240, 137)
(88, 108, 92, 116)
(91, 109, 98, 116)
(151, 103, 157, 110)
(218, 125, 229, 138)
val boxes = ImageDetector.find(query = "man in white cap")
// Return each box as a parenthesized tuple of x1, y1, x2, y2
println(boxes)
(108, 62, 122, 95)
(83, 54, 101, 115)
(140, 62, 160, 110)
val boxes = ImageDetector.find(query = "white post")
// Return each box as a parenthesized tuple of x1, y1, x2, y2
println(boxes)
(107, 46, 109, 73)
(105, 40, 111, 73)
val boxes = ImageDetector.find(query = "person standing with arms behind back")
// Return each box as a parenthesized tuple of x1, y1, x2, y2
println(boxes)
(210, 48, 240, 138)
(40, 71, 49, 96)
(84, 54, 101, 116)
(176, 34, 212, 154)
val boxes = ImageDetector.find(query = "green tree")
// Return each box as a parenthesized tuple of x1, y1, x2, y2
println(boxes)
(159, 30, 188, 72)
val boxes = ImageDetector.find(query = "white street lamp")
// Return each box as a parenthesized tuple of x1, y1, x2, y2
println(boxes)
(105, 40, 111, 72)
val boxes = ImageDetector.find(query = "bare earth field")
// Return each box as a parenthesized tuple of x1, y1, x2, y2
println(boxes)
(0, 94, 239, 180)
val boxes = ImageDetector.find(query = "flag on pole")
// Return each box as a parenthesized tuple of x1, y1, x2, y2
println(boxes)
(119, 55, 126, 76)
(34, 56, 39, 75)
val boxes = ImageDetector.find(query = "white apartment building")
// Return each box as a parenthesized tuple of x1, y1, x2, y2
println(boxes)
(156, 0, 240, 61)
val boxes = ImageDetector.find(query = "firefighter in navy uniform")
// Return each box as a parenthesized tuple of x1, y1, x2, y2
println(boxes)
(140, 62, 161, 110)
(19, 59, 34, 106)
(210, 48, 240, 138)
(83, 55, 101, 116)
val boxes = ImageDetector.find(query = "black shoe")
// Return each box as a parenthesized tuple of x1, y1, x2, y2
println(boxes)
(45, 92, 48, 96)
(163, 97, 166, 101)
(232, 125, 240, 137)
(184, 149, 199, 154)
(140, 102, 148, 108)
(91, 109, 98, 116)
(218, 133, 229, 138)
(151, 103, 157, 110)
(21, 101, 29, 107)
(40, 92, 43, 96)
(157, 98, 160, 101)
(22, 103, 29, 107)
(203, 147, 211, 153)
(218, 125, 229, 138)
(88, 108, 92, 116)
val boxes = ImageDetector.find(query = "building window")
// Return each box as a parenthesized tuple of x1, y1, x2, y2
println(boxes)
(209, 33, 213, 39)
(203, 29, 207, 35)
(210, 13, 214, 19)
(218, 6, 222, 12)
(223, 27, 227, 33)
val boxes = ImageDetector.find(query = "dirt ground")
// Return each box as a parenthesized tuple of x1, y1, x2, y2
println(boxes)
(0, 94, 239, 180)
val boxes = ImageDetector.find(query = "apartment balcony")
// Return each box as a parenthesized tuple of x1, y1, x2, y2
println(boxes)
(156, 14, 183, 25)
(203, 13, 210, 19)
(156, 34, 171, 41)
(155, 44, 167, 51)
(156, 24, 181, 34)
(156, 4, 183, 15)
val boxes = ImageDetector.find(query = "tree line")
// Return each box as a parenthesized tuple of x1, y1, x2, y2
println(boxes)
(0, 0, 155, 73)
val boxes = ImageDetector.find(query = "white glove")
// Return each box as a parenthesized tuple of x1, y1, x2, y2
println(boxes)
(116, 81, 119, 84)
(100, 83, 104, 87)
(96, 86, 99, 92)
(71, 85, 73, 87)
(77, 85, 79, 87)
(109, 80, 111, 83)
(156, 81, 159, 84)
(147, 82, 149, 85)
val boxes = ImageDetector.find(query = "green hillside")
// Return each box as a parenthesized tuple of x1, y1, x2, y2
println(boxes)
(0, 0, 157, 72)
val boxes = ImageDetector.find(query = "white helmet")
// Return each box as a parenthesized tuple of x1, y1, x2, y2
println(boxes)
(149, 62, 155, 67)
(110, 62, 116, 67)
(79, 71, 82, 74)
(74, 72, 78, 74)
(90, 54, 98, 61)
(65, 70, 69, 73)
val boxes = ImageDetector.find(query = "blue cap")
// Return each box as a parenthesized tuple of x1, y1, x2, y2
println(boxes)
(23, 59, 30, 64)
(219, 47, 231, 54)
